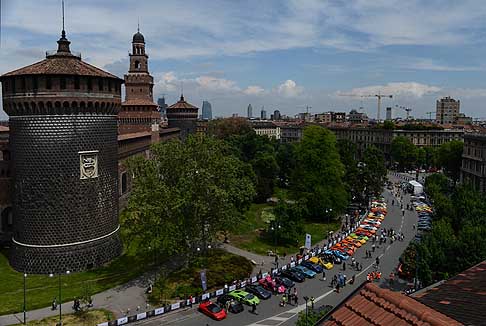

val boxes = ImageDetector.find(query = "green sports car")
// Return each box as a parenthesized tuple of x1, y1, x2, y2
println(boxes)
(228, 290, 260, 305)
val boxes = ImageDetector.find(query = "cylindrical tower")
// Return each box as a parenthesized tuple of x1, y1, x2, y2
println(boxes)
(0, 30, 123, 274)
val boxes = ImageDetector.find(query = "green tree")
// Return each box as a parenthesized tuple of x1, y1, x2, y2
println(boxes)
(337, 139, 362, 202)
(275, 143, 296, 188)
(227, 132, 279, 202)
(123, 135, 256, 260)
(361, 145, 387, 198)
(437, 140, 464, 182)
(382, 120, 395, 130)
(293, 126, 347, 220)
(390, 136, 418, 170)
(416, 147, 426, 168)
(424, 146, 439, 169)
(271, 199, 306, 246)
(208, 117, 253, 139)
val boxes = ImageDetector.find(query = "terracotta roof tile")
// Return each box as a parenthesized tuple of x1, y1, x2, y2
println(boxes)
(414, 260, 486, 326)
(321, 283, 461, 326)
(1, 55, 121, 80)
(167, 95, 198, 110)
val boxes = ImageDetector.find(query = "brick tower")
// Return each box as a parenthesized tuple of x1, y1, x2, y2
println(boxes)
(0, 29, 123, 274)
(119, 29, 159, 142)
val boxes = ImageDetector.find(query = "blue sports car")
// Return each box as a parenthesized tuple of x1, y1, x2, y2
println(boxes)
(301, 261, 324, 273)
(293, 265, 316, 278)
(332, 250, 350, 261)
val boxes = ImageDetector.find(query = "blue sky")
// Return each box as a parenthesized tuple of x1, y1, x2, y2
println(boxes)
(2, 0, 486, 119)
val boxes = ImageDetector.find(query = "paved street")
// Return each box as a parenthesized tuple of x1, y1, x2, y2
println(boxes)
(133, 173, 418, 326)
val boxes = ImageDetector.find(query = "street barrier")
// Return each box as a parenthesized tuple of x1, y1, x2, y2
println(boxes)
(96, 210, 370, 326)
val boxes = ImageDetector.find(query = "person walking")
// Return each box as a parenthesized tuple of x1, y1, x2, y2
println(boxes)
(310, 296, 315, 309)
(322, 270, 326, 281)
(251, 302, 257, 314)
(343, 262, 346, 271)
(293, 292, 298, 305)
(52, 297, 57, 310)
(376, 256, 380, 267)
(372, 244, 376, 252)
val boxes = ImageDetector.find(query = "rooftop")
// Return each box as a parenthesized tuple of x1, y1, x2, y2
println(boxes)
(1, 31, 121, 80)
(320, 283, 460, 326)
(413, 260, 486, 326)
(167, 95, 198, 110)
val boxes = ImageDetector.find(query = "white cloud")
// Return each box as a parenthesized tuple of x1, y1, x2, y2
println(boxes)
(195, 76, 240, 93)
(276, 80, 304, 98)
(338, 82, 441, 98)
(404, 58, 486, 72)
(243, 85, 266, 96)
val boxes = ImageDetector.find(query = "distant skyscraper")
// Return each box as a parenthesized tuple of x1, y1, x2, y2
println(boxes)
(158, 97, 168, 117)
(202, 101, 212, 120)
(261, 107, 267, 120)
(247, 104, 253, 118)
(386, 107, 392, 121)
(273, 110, 281, 121)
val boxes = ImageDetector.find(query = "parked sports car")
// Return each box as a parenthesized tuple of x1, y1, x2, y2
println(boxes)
(216, 295, 244, 314)
(274, 276, 295, 289)
(199, 301, 227, 320)
(308, 256, 333, 270)
(301, 261, 324, 273)
(228, 290, 260, 305)
(280, 268, 305, 282)
(245, 284, 272, 300)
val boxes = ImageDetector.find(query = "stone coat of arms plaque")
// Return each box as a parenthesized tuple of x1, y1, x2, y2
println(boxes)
(79, 150, 99, 179)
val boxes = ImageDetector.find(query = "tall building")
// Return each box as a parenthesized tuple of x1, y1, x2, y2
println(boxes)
(386, 107, 392, 121)
(247, 104, 253, 118)
(157, 97, 168, 117)
(166, 94, 199, 139)
(119, 29, 160, 142)
(461, 133, 486, 193)
(202, 100, 212, 120)
(436, 96, 460, 124)
(272, 110, 281, 121)
(0, 28, 123, 273)
(261, 107, 267, 120)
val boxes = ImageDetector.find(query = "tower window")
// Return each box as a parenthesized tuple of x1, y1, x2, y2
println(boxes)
(32, 76, 38, 91)
(60, 77, 66, 89)
(74, 76, 80, 89)
(135, 61, 141, 69)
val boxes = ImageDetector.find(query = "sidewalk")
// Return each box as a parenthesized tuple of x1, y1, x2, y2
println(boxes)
(0, 272, 151, 325)
(1, 221, 348, 326)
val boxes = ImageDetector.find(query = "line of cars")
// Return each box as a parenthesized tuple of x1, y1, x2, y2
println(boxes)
(199, 202, 386, 321)
(413, 200, 433, 242)
(319, 199, 387, 262)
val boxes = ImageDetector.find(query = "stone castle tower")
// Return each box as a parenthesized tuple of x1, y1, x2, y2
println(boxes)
(0, 29, 123, 274)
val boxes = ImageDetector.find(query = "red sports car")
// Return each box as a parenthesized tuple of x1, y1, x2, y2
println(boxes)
(199, 301, 227, 321)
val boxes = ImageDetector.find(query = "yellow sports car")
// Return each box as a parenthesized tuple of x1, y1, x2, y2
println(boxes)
(308, 257, 333, 270)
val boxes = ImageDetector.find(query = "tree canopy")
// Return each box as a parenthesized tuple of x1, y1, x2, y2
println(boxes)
(390, 136, 418, 170)
(292, 126, 347, 220)
(122, 135, 256, 259)
(437, 140, 463, 182)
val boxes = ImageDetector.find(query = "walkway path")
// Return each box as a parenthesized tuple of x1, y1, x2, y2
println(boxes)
(0, 207, 349, 326)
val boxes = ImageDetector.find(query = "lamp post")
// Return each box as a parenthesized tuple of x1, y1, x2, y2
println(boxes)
(23, 272, 27, 325)
(303, 295, 309, 326)
(50, 270, 70, 326)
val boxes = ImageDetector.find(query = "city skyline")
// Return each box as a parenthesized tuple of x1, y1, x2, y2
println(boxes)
(2, 1, 486, 119)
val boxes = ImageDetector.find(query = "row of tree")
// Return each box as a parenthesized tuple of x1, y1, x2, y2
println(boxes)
(123, 119, 388, 257)
(401, 173, 486, 286)
(390, 136, 463, 181)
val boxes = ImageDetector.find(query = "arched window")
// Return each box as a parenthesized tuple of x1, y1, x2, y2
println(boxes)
(135, 61, 141, 69)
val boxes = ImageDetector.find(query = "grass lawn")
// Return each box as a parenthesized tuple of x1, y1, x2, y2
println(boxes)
(13, 309, 114, 326)
(0, 242, 148, 316)
(230, 203, 341, 256)
(148, 249, 252, 305)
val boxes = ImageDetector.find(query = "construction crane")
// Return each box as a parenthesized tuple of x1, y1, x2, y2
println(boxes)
(338, 93, 393, 120)
(395, 105, 412, 120)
